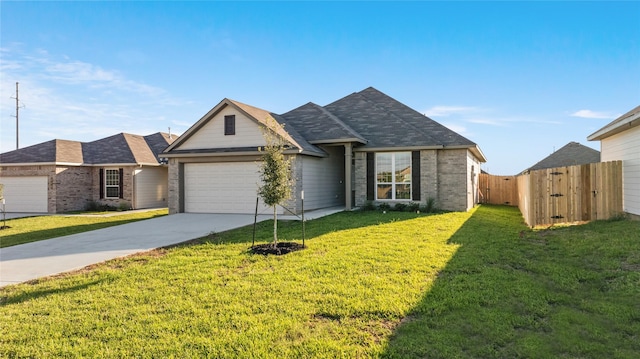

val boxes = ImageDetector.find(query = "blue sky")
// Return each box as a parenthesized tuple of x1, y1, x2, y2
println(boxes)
(1, 1, 638, 174)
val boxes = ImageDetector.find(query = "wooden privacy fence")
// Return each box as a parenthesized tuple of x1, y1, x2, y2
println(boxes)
(479, 174, 518, 206)
(480, 161, 623, 227)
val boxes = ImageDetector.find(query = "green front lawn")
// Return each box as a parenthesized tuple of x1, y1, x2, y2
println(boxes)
(1, 206, 638, 358)
(0, 209, 168, 248)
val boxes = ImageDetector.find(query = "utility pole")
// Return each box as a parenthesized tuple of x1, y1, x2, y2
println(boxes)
(15, 82, 19, 149)
(10, 82, 21, 149)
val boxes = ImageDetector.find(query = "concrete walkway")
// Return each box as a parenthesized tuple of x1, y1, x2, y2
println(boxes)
(0, 207, 343, 288)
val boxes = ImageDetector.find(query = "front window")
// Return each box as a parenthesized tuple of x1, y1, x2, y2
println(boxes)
(105, 169, 120, 198)
(376, 152, 411, 200)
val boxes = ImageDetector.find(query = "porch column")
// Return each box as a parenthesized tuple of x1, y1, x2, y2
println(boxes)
(344, 143, 352, 210)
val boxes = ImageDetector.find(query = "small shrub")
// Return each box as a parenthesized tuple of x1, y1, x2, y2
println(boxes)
(361, 201, 377, 211)
(393, 203, 407, 212)
(605, 213, 628, 222)
(85, 201, 100, 212)
(378, 203, 391, 212)
(100, 203, 117, 212)
(421, 198, 437, 213)
(406, 202, 420, 212)
(118, 201, 132, 211)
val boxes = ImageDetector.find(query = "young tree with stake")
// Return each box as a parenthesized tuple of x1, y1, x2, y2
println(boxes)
(257, 122, 292, 248)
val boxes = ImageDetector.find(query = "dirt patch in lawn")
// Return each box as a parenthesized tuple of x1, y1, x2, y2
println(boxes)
(250, 242, 305, 255)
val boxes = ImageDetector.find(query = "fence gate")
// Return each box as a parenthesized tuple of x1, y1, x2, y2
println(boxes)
(518, 161, 623, 227)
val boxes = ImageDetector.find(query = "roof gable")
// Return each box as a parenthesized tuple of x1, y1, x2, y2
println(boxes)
(164, 98, 325, 156)
(523, 142, 600, 173)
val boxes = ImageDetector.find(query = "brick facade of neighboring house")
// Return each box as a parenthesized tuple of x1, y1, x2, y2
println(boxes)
(164, 87, 486, 214)
(0, 133, 174, 213)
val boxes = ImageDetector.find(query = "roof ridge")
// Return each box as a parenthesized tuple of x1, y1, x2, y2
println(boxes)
(312, 103, 367, 142)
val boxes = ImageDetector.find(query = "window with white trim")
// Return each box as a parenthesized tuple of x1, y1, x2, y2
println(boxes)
(105, 169, 120, 198)
(376, 152, 411, 200)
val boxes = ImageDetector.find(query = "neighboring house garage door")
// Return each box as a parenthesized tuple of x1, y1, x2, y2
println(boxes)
(0, 176, 48, 212)
(184, 162, 273, 214)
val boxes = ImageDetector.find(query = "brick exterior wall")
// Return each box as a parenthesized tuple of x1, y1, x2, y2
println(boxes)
(354, 149, 474, 212)
(55, 166, 93, 212)
(435, 149, 469, 211)
(168, 159, 181, 214)
(354, 152, 367, 207)
(0, 164, 135, 213)
(91, 166, 135, 210)
(421, 149, 438, 203)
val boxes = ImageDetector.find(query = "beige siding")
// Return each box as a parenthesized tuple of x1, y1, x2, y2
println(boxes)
(466, 150, 481, 210)
(177, 107, 266, 150)
(601, 125, 640, 215)
(134, 166, 168, 209)
(301, 146, 344, 210)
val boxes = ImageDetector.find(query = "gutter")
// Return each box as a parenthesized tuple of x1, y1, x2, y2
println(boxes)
(587, 112, 640, 141)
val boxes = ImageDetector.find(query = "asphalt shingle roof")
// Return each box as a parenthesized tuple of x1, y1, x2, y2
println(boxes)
(165, 87, 485, 161)
(523, 142, 600, 173)
(0, 132, 175, 165)
(323, 87, 476, 148)
(279, 102, 367, 144)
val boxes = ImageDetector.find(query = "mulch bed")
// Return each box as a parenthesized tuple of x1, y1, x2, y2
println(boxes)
(250, 242, 305, 255)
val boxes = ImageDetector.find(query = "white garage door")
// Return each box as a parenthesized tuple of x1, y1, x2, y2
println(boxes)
(185, 162, 275, 214)
(0, 176, 48, 212)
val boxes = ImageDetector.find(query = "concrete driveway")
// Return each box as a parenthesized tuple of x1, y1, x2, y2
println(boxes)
(0, 207, 343, 288)
(0, 213, 263, 287)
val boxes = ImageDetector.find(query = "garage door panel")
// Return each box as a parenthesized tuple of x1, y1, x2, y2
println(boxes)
(0, 176, 48, 212)
(185, 162, 276, 214)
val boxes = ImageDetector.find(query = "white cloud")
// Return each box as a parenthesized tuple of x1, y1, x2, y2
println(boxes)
(424, 106, 480, 117)
(0, 46, 192, 153)
(468, 118, 503, 126)
(440, 122, 470, 136)
(570, 109, 617, 119)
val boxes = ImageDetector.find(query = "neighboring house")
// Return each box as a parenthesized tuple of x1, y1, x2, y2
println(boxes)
(0, 132, 175, 213)
(521, 141, 601, 174)
(588, 105, 640, 217)
(163, 87, 486, 214)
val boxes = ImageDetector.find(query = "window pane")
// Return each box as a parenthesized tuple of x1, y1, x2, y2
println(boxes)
(395, 152, 411, 183)
(395, 184, 411, 199)
(106, 170, 119, 186)
(376, 153, 392, 183)
(377, 184, 392, 199)
(106, 187, 119, 198)
(224, 115, 235, 135)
